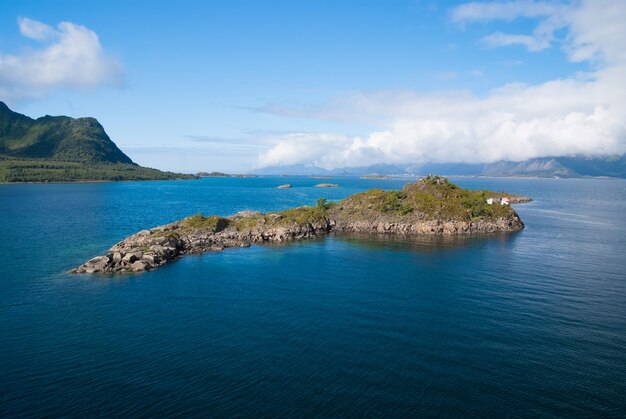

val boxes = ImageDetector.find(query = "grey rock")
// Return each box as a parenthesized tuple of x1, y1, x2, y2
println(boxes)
(231, 210, 262, 219)
(130, 260, 149, 272)
(122, 253, 139, 263)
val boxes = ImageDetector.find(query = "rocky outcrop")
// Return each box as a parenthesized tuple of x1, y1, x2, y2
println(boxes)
(507, 195, 533, 204)
(70, 177, 530, 274)
(331, 217, 523, 235)
(70, 210, 332, 274)
(277, 184, 292, 188)
(314, 183, 339, 188)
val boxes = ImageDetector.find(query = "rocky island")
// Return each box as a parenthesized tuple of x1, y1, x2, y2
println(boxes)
(71, 176, 531, 274)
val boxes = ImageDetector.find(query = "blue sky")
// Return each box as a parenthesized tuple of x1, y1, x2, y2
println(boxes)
(1, 1, 624, 172)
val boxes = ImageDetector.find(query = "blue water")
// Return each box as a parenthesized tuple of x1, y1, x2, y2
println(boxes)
(1, 177, 625, 416)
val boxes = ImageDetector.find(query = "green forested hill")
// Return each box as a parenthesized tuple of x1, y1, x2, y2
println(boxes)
(0, 102, 194, 182)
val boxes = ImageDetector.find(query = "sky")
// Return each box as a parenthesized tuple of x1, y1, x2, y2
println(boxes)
(1, 0, 624, 173)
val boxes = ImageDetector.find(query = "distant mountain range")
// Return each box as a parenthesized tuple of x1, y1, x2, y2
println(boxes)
(255, 155, 626, 178)
(4, 101, 623, 181)
(0, 102, 193, 182)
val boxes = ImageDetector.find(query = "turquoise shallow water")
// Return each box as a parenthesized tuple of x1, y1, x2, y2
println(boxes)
(1, 177, 625, 416)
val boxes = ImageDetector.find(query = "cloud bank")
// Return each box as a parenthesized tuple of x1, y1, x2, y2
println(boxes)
(0, 18, 123, 101)
(258, 0, 626, 169)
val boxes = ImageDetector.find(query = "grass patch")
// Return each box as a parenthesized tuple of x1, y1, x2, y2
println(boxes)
(278, 206, 328, 225)
(181, 212, 230, 232)
(232, 214, 268, 231)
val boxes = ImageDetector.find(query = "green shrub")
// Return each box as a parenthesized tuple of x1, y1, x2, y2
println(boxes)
(316, 198, 333, 210)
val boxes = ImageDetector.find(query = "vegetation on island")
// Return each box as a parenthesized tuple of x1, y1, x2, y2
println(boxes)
(179, 201, 332, 235)
(168, 176, 523, 238)
(332, 175, 517, 222)
(72, 176, 530, 274)
(0, 101, 193, 182)
(195, 172, 257, 178)
(181, 176, 524, 234)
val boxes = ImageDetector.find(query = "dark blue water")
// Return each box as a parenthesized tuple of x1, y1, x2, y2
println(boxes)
(1, 177, 625, 416)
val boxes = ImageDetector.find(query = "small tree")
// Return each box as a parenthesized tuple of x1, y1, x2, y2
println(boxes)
(316, 198, 332, 210)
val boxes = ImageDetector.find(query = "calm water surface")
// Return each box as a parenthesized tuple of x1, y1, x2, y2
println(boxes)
(1, 177, 625, 416)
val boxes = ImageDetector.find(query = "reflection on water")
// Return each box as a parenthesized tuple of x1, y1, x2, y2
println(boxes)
(0, 177, 625, 417)
(333, 230, 520, 253)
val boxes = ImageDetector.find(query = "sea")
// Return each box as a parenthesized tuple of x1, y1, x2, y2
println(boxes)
(1, 176, 625, 417)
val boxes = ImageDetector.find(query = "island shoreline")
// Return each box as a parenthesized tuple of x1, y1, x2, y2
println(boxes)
(70, 177, 530, 275)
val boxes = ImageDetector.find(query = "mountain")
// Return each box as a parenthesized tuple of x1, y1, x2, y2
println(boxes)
(480, 158, 575, 177)
(253, 164, 333, 176)
(253, 163, 408, 176)
(555, 155, 626, 178)
(0, 102, 193, 182)
(405, 162, 485, 176)
(256, 155, 626, 178)
(479, 156, 626, 178)
(0, 101, 134, 164)
(334, 164, 407, 176)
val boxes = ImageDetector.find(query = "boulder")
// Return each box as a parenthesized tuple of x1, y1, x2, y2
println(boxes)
(85, 255, 110, 271)
(87, 256, 106, 264)
(122, 252, 142, 263)
(151, 245, 165, 254)
(231, 210, 262, 219)
(154, 236, 170, 245)
(130, 260, 149, 272)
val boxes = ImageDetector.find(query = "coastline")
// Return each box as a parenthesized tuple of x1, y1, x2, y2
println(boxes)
(0, 177, 195, 185)
(71, 177, 530, 274)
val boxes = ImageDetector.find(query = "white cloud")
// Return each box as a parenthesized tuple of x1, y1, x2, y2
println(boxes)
(0, 18, 123, 101)
(454, 1, 568, 53)
(482, 32, 551, 51)
(565, 1, 626, 65)
(18, 17, 56, 41)
(258, 0, 626, 169)
(451, 1, 562, 22)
